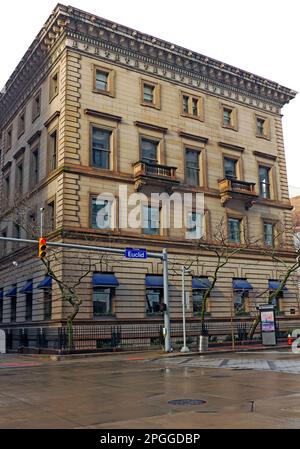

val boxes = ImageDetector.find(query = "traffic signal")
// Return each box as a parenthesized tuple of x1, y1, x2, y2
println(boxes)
(38, 237, 47, 259)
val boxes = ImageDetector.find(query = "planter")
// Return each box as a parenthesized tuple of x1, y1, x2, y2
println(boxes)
(199, 335, 209, 352)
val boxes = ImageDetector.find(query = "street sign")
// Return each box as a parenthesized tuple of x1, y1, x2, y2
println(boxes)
(125, 248, 147, 259)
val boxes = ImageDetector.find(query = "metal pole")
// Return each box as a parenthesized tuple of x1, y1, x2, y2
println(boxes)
(40, 208, 44, 237)
(181, 266, 190, 353)
(163, 248, 171, 352)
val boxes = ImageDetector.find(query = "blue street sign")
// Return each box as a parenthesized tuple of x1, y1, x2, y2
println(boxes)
(125, 248, 147, 259)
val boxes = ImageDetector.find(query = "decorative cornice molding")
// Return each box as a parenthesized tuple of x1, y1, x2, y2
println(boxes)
(134, 121, 168, 134)
(13, 147, 26, 160)
(218, 142, 245, 152)
(27, 130, 41, 145)
(253, 150, 277, 161)
(44, 110, 60, 128)
(0, 4, 297, 131)
(178, 131, 208, 144)
(84, 108, 122, 122)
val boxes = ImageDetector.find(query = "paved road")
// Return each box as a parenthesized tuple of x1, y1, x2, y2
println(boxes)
(1, 350, 300, 429)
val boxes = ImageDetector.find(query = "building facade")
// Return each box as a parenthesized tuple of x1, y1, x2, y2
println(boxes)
(0, 4, 299, 339)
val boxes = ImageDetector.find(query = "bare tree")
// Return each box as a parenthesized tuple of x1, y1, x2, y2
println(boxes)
(170, 217, 258, 337)
(248, 223, 300, 338)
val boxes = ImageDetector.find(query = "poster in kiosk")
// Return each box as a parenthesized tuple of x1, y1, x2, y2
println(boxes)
(259, 304, 277, 345)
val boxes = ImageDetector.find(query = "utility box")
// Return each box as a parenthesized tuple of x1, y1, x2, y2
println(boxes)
(258, 304, 277, 345)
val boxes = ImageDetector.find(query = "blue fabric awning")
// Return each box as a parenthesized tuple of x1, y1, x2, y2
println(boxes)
(0, 290, 3, 300)
(19, 280, 33, 294)
(232, 279, 253, 290)
(145, 275, 164, 288)
(37, 276, 52, 289)
(192, 277, 211, 289)
(93, 273, 119, 287)
(5, 287, 17, 297)
(268, 280, 288, 291)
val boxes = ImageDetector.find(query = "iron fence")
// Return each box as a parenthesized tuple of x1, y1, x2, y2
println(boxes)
(1, 318, 297, 354)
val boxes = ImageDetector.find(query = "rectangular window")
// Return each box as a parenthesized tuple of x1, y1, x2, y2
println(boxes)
(186, 212, 203, 240)
(223, 108, 232, 126)
(228, 217, 241, 243)
(4, 174, 10, 198)
(224, 157, 237, 179)
(18, 111, 25, 137)
(49, 70, 59, 101)
(47, 200, 55, 232)
(259, 166, 271, 199)
(193, 289, 206, 315)
(10, 288, 17, 323)
(32, 91, 41, 121)
(44, 289, 52, 320)
(141, 138, 158, 164)
(31, 148, 39, 187)
(264, 222, 274, 246)
(269, 290, 283, 315)
(141, 79, 160, 108)
(48, 130, 57, 172)
(185, 148, 200, 186)
(93, 287, 113, 317)
(0, 230, 7, 257)
(181, 93, 204, 120)
(146, 288, 163, 315)
(15, 162, 23, 195)
(6, 125, 12, 151)
(143, 84, 154, 103)
(95, 70, 108, 91)
(91, 197, 112, 229)
(257, 118, 265, 135)
(234, 290, 248, 315)
(142, 206, 160, 235)
(94, 66, 115, 96)
(92, 127, 112, 169)
(25, 292, 33, 322)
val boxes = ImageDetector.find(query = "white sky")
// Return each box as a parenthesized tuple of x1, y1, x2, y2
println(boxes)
(1, 0, 299, 196)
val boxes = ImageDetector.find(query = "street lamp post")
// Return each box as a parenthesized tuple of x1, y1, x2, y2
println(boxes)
(181, 266, 191, 353)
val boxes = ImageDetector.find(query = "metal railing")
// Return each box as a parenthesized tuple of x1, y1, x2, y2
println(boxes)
(133, 161, 177, 180)
(1, 319, 294, 354)
(219, 177, 257, 195)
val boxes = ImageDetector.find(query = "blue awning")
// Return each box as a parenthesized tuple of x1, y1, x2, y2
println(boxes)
(145, 275, 164, 288)
(19, 280, 33, 294)
(232, 279, 253, 290)
(192, 277, 211, 289)
(37, 276, 52, 289)
(93, 273, 119, 287)
(268, 280, 288, 291)
(5, 287, 17, 297)
(0, 290, 3, 300)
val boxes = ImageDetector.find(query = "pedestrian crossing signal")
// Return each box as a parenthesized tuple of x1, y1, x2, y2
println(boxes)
(38, 237, 47, 259)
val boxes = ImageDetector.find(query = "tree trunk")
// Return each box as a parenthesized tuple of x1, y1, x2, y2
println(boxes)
(66, 303, 80, 352)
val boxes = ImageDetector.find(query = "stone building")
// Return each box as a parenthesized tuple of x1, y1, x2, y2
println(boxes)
(0, 4, 299, 341)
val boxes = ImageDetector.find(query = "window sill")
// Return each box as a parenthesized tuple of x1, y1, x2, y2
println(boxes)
(256, 133, 271, 141)
(92, 89, 115, 98)
(222, 124, 238, 132)
(141, 101, 161, 110)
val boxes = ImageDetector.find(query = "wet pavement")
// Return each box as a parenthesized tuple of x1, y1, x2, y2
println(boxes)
(1, 350, 300, 428)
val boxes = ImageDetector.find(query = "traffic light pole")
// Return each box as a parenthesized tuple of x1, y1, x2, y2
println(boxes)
(0, 236, 172, 352)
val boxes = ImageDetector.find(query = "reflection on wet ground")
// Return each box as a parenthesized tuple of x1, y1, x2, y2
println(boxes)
(0, 350, 300, 428)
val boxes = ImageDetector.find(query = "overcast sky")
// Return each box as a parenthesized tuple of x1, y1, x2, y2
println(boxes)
(1, 0, 299, 195)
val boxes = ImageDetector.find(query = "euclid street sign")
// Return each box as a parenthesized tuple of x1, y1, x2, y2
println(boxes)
(125, 248, 147, 259)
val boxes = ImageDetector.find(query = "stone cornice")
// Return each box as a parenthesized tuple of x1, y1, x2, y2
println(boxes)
(253, 150, 277, 161)
(218, 142, 245, 152)
(179, 131, 208, 144)
(134, 121, 168, 134)
(27, 130, 41, 145)
(85, 109, 122, 122)
(0, 3, 297, 131)
(44, 110, 61, 128)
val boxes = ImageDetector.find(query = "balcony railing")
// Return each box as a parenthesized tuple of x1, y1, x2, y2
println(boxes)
(133, 161, 179, 191)
(218, 177, 258, 209)
(133, 161, 177, 180)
